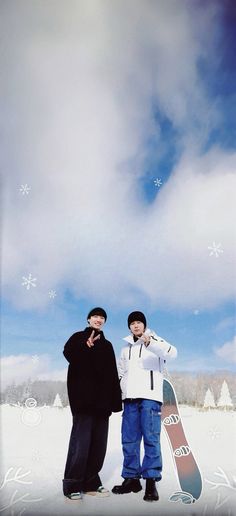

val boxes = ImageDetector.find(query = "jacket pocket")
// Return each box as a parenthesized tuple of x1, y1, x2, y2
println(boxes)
(150, 370, 154, 390)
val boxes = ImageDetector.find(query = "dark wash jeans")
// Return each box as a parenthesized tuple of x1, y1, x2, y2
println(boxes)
(121, 398, 162, 480)
(63, 412, 109, 495)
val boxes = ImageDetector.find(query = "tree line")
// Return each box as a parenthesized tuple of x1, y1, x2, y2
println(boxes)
(1, 371, 235, 408)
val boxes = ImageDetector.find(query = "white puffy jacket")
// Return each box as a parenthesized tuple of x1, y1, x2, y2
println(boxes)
(118, 329, 177, 403)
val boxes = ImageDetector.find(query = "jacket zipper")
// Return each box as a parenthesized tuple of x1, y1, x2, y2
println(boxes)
(150, 370, 154, 390)
(128, 343, 154, 391)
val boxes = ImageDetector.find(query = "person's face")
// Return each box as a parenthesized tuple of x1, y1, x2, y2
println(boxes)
(88, 314, 105, 330)
(130, 320, 145, 337)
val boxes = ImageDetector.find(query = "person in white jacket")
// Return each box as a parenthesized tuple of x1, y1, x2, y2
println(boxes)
(112, 311, 177, 502)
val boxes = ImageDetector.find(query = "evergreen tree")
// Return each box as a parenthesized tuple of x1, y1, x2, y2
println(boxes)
(53, 393, 63, 408)
(21, 378, 33, 404)
(203, 388, 215, 409)
(5, 382, 20, 405)
(217, 380, 233, 409)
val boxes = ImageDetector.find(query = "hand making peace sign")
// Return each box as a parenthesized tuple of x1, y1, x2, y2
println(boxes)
(86, 330, 101, 348)
(139, 333, 151, 347)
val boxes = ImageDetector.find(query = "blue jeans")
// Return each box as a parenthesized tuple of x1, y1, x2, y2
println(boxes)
(121, 398, 162, 480)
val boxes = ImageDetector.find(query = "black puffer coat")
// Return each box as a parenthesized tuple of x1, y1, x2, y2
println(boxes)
(63, 327, 122, 416)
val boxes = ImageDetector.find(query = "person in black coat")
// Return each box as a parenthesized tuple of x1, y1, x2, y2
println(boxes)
(62, 307, 122, 500)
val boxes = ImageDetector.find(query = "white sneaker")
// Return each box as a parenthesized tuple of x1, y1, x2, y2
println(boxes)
(66, 492, 82, 500)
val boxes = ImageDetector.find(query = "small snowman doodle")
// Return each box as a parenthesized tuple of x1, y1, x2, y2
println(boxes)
(21, 398, 42, 426)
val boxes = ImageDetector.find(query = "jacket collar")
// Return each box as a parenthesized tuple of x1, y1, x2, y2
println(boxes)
(123, 328, 151, 345)
(123, 334, 135, 344)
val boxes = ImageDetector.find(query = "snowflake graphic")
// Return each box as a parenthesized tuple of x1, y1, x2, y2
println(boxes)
(193, 309, 200, 315)
(31, 451, 41, 462)
(21, 274, 37, 290)
(19, 184, 31, 195)
(209, 426, 221, 439)
(31, 355, 39, 364)
(48, 290, 57, 299)
(208, 242, 223, 257)
(154, 178, 162, 187)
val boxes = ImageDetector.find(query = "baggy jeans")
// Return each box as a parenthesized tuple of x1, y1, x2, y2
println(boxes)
(121, 398, 162, 480)
(63, 413, 109, 495)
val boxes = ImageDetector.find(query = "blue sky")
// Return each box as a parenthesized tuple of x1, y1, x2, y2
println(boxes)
(1, 0, 236, 388)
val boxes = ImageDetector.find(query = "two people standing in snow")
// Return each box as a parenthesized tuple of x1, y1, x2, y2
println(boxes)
(112, 311, 177, 502)
(63, 307, 122, 500)
(63, 308, 177, 503)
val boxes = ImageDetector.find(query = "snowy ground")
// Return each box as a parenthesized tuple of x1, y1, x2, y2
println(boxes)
(1, 404, 236, 516)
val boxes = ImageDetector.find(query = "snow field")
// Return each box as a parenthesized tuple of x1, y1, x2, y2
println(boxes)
(1, 404, 236, 515)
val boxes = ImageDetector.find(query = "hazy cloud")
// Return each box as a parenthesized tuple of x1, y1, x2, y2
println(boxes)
(1, 1, 235, 311)
(214, 316, 236, 333)
(1, 354, 66, 388)
(215, 336, 236, 364)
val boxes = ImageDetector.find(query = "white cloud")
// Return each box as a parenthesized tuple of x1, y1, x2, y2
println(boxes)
(1, 1, 235, 311)
(0, 355, 67, 388)
(215, 336, 236, 364)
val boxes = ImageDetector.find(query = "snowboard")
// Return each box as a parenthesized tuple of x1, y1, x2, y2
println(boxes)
(162, 378, 202, 504)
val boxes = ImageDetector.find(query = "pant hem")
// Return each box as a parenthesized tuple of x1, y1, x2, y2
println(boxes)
(63, 479, 83, 495)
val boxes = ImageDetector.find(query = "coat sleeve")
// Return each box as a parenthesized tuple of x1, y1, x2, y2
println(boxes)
(145, 330, 177, 360)
(63, 332, 91, 363)
(63, 333, 77, 362)
(117, 347, 127, 380)
(109, 345, 122, 412)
